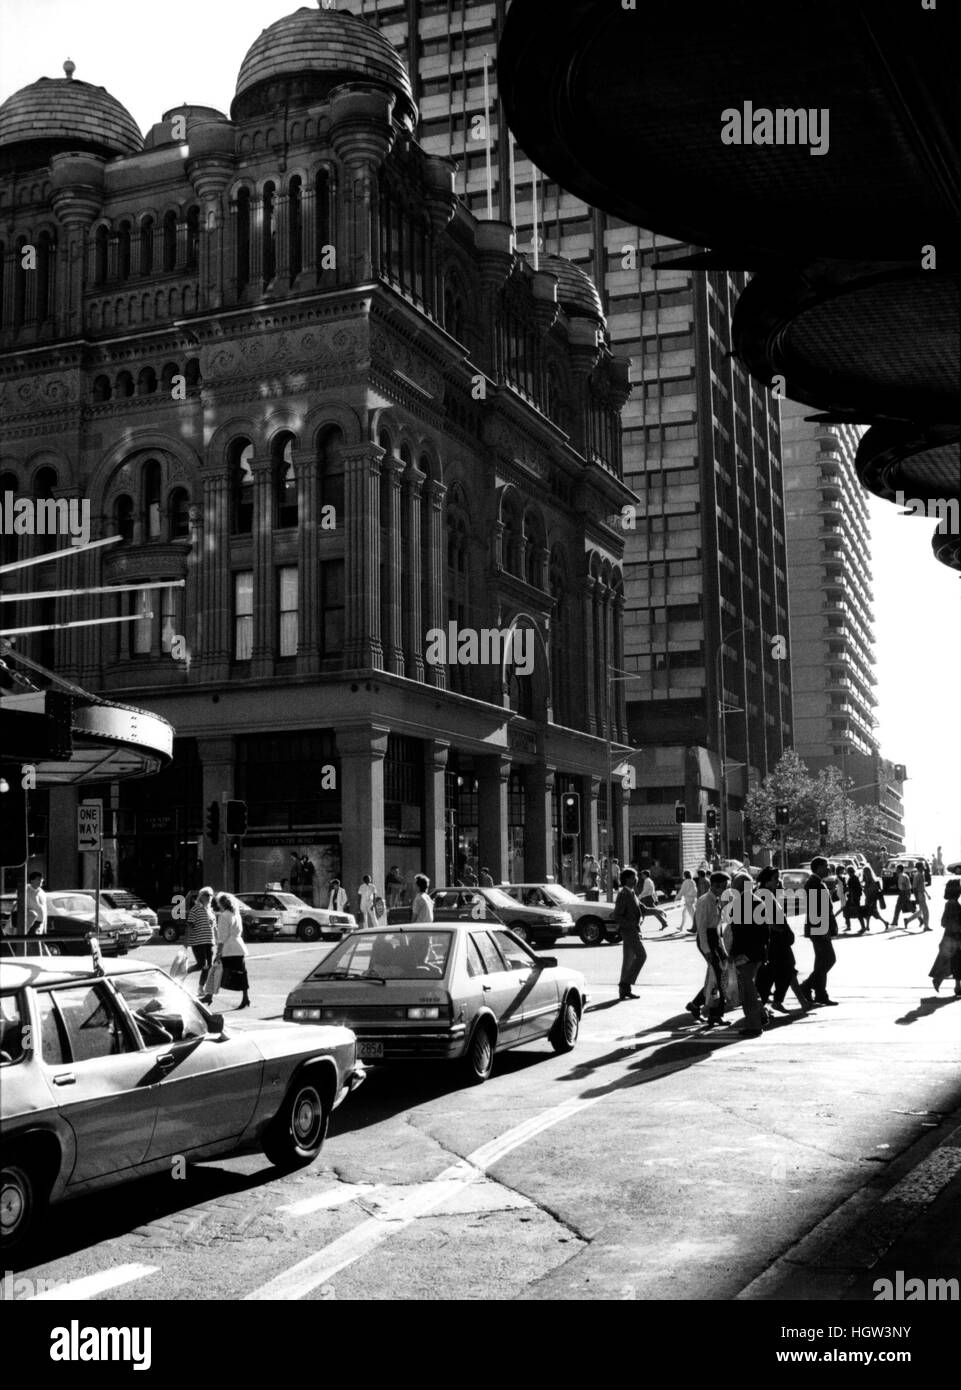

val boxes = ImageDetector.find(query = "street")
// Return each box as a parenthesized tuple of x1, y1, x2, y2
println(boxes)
(6, 888, 960, 1303)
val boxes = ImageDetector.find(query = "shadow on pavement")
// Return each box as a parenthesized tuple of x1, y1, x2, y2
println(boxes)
(895, 995, 961, 1025)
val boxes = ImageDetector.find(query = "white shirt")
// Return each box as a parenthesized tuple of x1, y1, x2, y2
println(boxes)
(328, 886, 348, 912)
(26, 885, 46, 933)
(676, 880, 698, 904)
(411, 892, 434, 923)
(216, 908, 247, 957)
(640, 876, 657, 903)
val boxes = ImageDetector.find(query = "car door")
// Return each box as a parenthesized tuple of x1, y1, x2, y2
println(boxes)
(34, 982, 159, 1184)
(468, 930, 525, 1046)
(490, 929, 560, 1042)
(109, 970, 264, 1161)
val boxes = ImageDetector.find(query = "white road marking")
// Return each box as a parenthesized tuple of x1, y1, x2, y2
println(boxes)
(245, 1094, 603, 1300)
(278, 1184, 378, 1215)
(27, 1263, 160, 1301)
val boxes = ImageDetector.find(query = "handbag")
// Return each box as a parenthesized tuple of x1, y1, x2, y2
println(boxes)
(169, 947, 189, 980)
(205, 958, 223, 995)
(373, 895, 386, 917)
(220, 958, 247, 991)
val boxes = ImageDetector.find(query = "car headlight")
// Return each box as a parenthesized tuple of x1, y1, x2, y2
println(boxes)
(290, 1006, 322, 1021)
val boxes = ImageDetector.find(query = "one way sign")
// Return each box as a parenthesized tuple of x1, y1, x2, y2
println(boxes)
(77, 800, 103, 853)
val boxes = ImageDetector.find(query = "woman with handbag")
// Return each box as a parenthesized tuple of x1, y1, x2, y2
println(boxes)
(861, 865, 888, 929)
(215, 892, 250, 1009)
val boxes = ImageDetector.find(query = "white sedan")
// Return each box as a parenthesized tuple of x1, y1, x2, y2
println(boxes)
(238, 892, 355, 943)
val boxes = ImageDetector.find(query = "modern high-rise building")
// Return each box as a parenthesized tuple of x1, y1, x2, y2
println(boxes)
(345, 0, 794, 871)
(780, 399, 905, 854)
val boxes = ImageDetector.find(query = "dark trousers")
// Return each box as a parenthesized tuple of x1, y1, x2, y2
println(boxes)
(802, 936, 836, 1001)
(619, 929, 647, 990)
(190, 943, 214, 992)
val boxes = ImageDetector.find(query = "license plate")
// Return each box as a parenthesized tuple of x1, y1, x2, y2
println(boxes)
(356, 1040, 384, 1059)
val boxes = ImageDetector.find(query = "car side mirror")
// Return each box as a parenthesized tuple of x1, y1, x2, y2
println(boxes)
(206, 1012, 225, 1033)
(538, 956, 558, 969)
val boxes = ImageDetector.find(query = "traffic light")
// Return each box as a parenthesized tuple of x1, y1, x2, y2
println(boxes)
(705, 832, 715, 856)
(705, 807, 717, 830)
(674, 803, 686, 824)
(893, 764, 906, 782)
(776, 804, 790, 827)
(206, 801, 220, 844)
(819, 818, 828, 837)
(561, 793, 581, 836)
(225, 799, 248, 836)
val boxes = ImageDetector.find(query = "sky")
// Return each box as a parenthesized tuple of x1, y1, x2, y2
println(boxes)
(3, 0, 959, 860)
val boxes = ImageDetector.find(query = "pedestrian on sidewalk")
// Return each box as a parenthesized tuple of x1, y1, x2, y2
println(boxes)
(675, 870, 698, 932)
(842, 866, 867, 933)
(639, 870, 670, 930)
(186, 886, 217, 1003)
(861, 865, 888, 929)
(479, 866, 494, 888)
(327, 878, 348, 913)
(904, 861, 931, 931)
(216, 892, 250, 1008)
(687, 871, 730, 1025)
(890, 866, 913, 929)
(613, 868, 646, 1000)
(799, 857, 840, 1007)
(385, 865, 404, 908)
(929, 879, 961, 995)
(410, 874, 434, 923)
(358, 874, 381, 928)
(727, 871, 770, 1036)
(755, 867, 811, 1015)
(695, 867, 710, 898)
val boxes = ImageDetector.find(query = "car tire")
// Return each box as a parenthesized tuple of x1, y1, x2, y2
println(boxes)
(0, 1154, 46, 1252)
(508, 922, 531, 944)
(549, 994, 581, 1053)
(463, 1021, 495, 1084)
(262, 1078, 329, 1169)
(297, 920, 321, 943)
(160, 923, 180, 943)
(577, 916, 605, 947)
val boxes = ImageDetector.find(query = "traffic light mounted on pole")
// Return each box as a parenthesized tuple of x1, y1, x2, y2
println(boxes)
(775, 804, 790, 827)
(205, 801, 220, 844)
(819, 817, 828, 848)
(705, 807, 717, 830)
(225, 799, 248, 837)
(561, 793, 581, 837)
(674, 803, 686, 824)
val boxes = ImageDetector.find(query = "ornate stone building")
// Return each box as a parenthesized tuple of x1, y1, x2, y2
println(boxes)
(0, 6, 634, 905)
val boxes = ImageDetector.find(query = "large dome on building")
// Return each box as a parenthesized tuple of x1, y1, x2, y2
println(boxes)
(0, 65, 143, 169)
(538, 253, 606, 325)
(232, 4, 416, 128)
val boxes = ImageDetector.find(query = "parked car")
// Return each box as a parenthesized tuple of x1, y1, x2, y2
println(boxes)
(239, 892, 354, 942)
(882, 856, 932, 892)
(97, 890, 158, 933)
(284, 921, 589, 1083)
(155, 892, 278, 944)
(0, 953, 365, 1249)
(1, 916, 131, 959)
(430, 886, 574, 948)
(500, 882, 618, 946)
(46, 891, 151, 949)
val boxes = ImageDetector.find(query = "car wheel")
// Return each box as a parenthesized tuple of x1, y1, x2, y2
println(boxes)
(509, 922, 530, 944)
(263, 1078, 329, 1169)
(463, 1021, 495, 1084)
(577, 916, 605, 947)
(0, 1156, 45, 1252)
(297, 920, 320, 943)
(160, 923, 180, 943)
(549, 994, 581, 1053)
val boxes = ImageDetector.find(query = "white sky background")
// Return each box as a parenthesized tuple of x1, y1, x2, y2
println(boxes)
(3, 0, 959, 860)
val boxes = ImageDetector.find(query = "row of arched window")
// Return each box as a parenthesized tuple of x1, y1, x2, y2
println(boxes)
(93, 209, 200, 285)
(92, 359, 201, 403)
(0, 234, 56, 328)
(235, 171, 333, 292)
(228, 427, 345, 533)
(113, 461, 191, 543)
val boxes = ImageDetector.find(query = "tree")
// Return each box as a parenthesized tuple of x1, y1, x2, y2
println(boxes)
(745, 751, 872, 863)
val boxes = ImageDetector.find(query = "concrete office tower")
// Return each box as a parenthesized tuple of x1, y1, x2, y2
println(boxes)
(345, 0, 794, 872)
(780, 399, 905, 854)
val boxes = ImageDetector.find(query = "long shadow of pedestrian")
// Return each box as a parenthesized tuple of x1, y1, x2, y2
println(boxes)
(585, 998, 626, 1015)
(895, 995, 960, 1025)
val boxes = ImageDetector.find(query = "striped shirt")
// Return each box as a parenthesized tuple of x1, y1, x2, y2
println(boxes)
(186, 900, 216, 947)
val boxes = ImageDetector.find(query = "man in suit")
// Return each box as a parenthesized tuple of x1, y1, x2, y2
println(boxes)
(799, 857, 839, 1006)
(904, 861, 931, 931)
(613, 868, 646, 1001)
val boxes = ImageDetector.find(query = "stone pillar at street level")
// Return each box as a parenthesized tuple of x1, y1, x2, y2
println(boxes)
(343, 444, 384, 670)
(198, 736, 235, 889)
(524, 764, 556, 882)
(586, 776, 601, 862)
(423, 739, 449, 887)
(337, 724, 389, 914)
(477, 755, 511, 884)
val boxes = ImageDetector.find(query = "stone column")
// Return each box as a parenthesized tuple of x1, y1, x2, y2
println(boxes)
(196, 470, 231, 681)
(524, 764, 556, 883)
(476, 754, 511, 883)
(423, 739, 449, 887)
(272, 191, 290, 293)
(581, 577, 598, 735)
(296, 447, 321, 676)
(337, 724, 390, 908)
(402, 462, 426, 682)
(250, 456, 274, 678)
(423, 478, 446, 688)
(343, 444, 384, 670)
(49, 153, 105, 337)
(613, 593, 626, 741)
(381, 454, 405, 675)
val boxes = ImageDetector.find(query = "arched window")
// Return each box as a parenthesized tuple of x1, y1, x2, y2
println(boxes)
(160, 362, 179, 394)
(144, 459, 162, 539)
(185, 206, 200, 269)
(162, 211, 177, 272)
(236, 189, 251, 290)
(502, 501, 520, 575)
(230, 439, 254, 534)
(137, 366, 157, 396)
(117, 221, 131, 279)
(116, 370, 134, 398)
(315, 169, 331, 274)
(274, 433, 298, 528)
(114, 494, 134, 542)
(185, 357, 202, 391)
(36, 231, 55, 320)
(140, 216, 154, 275)
(169, 488, 190, 539)
(524, 513, 542, 588)
(288, 176, 302, 280)
(262, 182, 276, 285)
(318, 425, 344, 516)
(94, 226, 109, 285)
(34, 467, 58, 552)
(92, 375, 111, 402)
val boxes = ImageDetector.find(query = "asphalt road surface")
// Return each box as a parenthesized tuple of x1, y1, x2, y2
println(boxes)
(6, 885, 960, 1302)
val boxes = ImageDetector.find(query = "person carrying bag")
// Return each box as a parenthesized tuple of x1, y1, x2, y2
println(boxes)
(215, 892, 250, 1009)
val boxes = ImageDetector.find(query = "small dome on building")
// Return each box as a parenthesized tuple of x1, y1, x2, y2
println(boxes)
(0, 67, 143, 169)
(233, 4, 416, 128)
(538, 253, 606, 325)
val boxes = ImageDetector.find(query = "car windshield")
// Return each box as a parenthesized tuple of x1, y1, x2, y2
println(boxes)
(102, 891, 142, 908)
(48, 894, 96, 915)
(308, 931, 452, 981)
(111, 971, 209, 1044)
(272, 894, 307, 908)
(478, 887, 524, 910)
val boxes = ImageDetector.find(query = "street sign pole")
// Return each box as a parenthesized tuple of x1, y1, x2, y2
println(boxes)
(95, 848, 101, 938)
